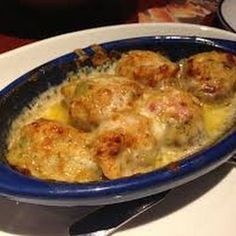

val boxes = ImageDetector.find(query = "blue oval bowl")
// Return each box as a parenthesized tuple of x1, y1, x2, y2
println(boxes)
(1, 36, 236, 206)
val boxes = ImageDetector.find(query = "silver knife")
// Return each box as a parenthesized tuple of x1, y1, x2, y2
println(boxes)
(69, 191, 169, 236)
(69, 157, 236, 236)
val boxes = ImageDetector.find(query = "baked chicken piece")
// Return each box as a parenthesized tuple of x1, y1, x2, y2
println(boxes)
(61, 74, 143, 131)
(93, 112, 159, 179)
(115, 50, 178, 88)
(138, 86, 206, 147)
(7, 119, 102, 183)
(180, 51, 236, 103)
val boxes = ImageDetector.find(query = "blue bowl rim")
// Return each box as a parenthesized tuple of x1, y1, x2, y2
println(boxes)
(1, 35, 236, 201)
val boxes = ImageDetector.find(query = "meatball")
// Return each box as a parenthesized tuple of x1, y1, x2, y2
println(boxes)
(61, 75, 143, 131)
(7, 119, 102, 183)
(138, 86, 206, 147)
(93, 112, 159, 179)
(181, 51, 236, 103)
(115, 50, 179, 88)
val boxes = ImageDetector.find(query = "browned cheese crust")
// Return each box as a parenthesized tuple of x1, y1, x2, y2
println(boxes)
(116, 50, 179, 88)
(93, 113, 159, 179)
(138, 86, 205, 146)
(7, 119, 102, 183)
(61, 75, 143, 131)
(181, 51, 236, 103)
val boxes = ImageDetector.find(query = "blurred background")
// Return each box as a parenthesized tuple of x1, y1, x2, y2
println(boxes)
(0, 0, 221, 53)
(0, 0, 136, 38)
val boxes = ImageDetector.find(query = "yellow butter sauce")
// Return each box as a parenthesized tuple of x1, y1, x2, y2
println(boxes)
(41, 95, 236, 171)
(42, 102, 71, 125)
(203, 102, 235, 139)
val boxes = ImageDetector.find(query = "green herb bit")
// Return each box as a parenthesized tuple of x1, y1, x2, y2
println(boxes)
(75, 81, 89, 96)
(18, 136, 28, 149)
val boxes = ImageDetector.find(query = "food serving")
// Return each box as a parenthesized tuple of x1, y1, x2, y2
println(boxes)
(6, 47, 236, 183)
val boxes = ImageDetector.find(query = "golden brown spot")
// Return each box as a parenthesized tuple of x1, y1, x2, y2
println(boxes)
(167, 162, 180, 172)
(96, 133, 124, 158)
(226, 53, 236, 66)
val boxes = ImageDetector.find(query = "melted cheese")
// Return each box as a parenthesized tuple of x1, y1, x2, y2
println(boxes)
(23, 82, 236, 173)
(42, 102, 70, 125)
(7, 51, 236, 183)
(203, 102, 234, 139)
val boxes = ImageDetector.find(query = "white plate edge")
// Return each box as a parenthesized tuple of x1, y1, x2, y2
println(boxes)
(1, 22, 236, 89)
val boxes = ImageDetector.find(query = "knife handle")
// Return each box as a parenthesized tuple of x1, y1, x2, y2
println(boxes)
(69, 191, 169, 236)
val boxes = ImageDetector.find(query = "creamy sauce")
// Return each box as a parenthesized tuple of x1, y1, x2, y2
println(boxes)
(7, 52, 236, 182)
(8, 63, 116, 145)
(203, 101, 236, 138)
(10, 78, 236, 167)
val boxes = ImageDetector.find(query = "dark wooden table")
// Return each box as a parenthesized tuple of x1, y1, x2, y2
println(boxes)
(0, 1, 139, 53)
